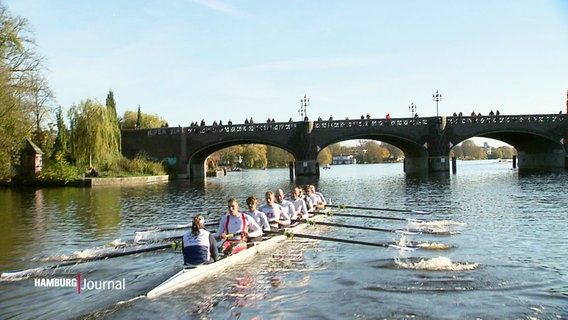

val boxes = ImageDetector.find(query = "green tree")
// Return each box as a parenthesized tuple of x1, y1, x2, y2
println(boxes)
(52, 105, 68, 159)
(0, 5, 48, 180)
(241, 144, 267, 168)
(68, 99, 121, 169)
(136, 105, 142, 128)
(121, 109, 167, 129)
(105, 90, 121, 151)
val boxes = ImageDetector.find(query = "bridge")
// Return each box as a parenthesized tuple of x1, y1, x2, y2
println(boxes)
(121, 113, 568, 178)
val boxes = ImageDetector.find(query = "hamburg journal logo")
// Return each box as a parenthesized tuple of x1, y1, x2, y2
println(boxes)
(34, 274, 126, 294)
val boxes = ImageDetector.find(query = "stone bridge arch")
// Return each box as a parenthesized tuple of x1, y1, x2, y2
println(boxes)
(187, 138, 297, 178)
(446, 115, 568, 169)
(121, 114, 568, 179)
(311, 118, 436, 173)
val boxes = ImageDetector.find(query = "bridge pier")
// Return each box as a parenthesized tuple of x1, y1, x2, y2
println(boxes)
(428, 156, 450, 173)
(403, 157, 429, 173)
(295, 160, 320, 177)
(517, 149, 566, 170)
(189, 163, 206, 179)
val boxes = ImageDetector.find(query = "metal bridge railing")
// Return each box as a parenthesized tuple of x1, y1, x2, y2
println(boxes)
(445, 114, 567, 126)
(140, 114, 566, 136)
(313, 118, 429, 129)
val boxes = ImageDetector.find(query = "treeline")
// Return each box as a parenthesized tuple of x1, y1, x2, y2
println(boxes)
(451, 140, 516, 160)
(0, 5, 166, 182)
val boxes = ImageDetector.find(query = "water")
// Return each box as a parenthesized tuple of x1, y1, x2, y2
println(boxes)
(1, 161, 567, 319)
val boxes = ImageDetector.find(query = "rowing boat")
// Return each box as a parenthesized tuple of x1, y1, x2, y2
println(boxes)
(146, 213, 324, 298)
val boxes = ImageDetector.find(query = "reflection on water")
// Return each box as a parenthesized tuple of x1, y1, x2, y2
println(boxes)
(1, 161, 567, 319)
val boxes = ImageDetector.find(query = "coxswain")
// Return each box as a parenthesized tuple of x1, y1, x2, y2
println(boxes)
(182, 215, 219, 265)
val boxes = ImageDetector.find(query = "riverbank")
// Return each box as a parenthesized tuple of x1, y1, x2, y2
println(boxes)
(1, 175, 170, 187)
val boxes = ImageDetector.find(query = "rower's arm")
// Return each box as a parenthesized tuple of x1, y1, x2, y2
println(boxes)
(215, 216, 227, 238)
(208, 233, 220, 261)
(247, 216, 263, 238)
(280, 209, 291, 225)
(259, 213, 271, 231)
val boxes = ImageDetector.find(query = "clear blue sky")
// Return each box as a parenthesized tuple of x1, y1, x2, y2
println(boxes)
(4, 0, 568, 130)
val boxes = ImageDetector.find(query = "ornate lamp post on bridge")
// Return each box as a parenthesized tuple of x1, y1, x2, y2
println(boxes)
(432, 90, 442, 117)
(299, 94, 310, 121)
(409, 102, 417, 117)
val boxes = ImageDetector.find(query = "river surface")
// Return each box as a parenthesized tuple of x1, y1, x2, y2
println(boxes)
(0, 160, 567, 319)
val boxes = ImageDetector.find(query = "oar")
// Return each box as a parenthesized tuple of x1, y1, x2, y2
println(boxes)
(135, 223, 219, 243)
(1, 243, 173, 279)
(306, 220, 420, 235)
(313, 210, 427, 222)
(327, 204, 431, 214)
(136, 222, 218, 233)
(267, 230, 414, 249)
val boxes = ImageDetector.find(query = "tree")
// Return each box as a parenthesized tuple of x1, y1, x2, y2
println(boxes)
(105, 90, 120, 151)
(266, 145, 293, 167)
(241, 144, 267, 168)
(68, 99, 121, 169)
(52, 106, 68, 159)
(317, 147, 332, 165)
(0, 5, 48, 180)
(136, 105, 142, 128)
(121, 109, 167, 129)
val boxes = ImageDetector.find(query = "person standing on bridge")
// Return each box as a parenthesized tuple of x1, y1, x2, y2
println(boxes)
(216, 198, 263, 255)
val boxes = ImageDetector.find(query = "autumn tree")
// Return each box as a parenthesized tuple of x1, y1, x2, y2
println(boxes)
(317, 146, 332, 165)
(266, 145, 294, 167)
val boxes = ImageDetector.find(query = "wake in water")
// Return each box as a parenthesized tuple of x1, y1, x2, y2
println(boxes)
(407, 219, 465, 235)
(39, 239, 130, 262)
(392, 234, 454, 251)
(394, 256, 479, 271)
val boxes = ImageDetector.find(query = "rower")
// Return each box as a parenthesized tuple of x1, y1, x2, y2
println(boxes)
(244, 196, 271, 231)
(288, 187, 310, 220)
(216, 198, 263, 255)
(182, 215, 219, 265)
(310, 185, 327, 206)
(258, 191, 290, 229)
(305, 184, 325, 210)
(275, 188, 297, 220)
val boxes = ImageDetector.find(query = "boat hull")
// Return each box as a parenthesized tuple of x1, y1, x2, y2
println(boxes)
(147, 217, 318, 298)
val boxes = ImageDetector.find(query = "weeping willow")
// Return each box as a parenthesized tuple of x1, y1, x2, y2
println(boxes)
(68, 99, 121, 169)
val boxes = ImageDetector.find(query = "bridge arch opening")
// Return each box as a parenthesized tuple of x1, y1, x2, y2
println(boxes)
(188, 142, 299, 178)
(315, 134, 429, 174)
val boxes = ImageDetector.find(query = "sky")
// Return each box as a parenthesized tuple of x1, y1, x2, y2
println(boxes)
(3, 0, 568, 146)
